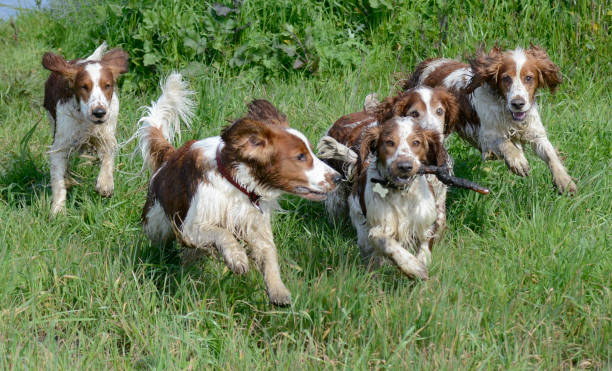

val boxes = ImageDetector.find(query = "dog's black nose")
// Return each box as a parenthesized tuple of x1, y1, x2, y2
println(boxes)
(511, 98, 525, 110)
(397, 162, 414, 174)
(92, 108, 107, 118)
(332, 173, 342, 185)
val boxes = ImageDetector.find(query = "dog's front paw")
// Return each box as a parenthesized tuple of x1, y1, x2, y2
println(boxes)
(267, 285, 292, 306)
(223, 248, 249, 275)
(554, 176, 577, 195)
(95, 179, 114, 198)
(505, 155, 530, 177)
(397, 257, 429, 280)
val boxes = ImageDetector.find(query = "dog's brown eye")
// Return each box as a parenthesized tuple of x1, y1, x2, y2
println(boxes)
(412, 140, 421, 146)
(436, 107, 444, 115)
(105, 83, 111, 89)
(525, 75, 533, 82)
(81, 85, 88, 90)
(385, 140, 395, 147)
(297, 153, 306, 161)
(409, 111, 419, 118)
(502, 76, 511, 83)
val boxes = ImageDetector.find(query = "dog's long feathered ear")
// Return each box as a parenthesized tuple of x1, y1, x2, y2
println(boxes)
(42, 52, 79, 85)
(374, 93, 408, 124)
(526, 44, 562, 92)
(221, 118, 275, 163)
(101, 48, 129, 79)
(423, 129, 447, 167)
(434, 87, 459, 135)
(246, 99, 289, 127)
(467, 44, 503, 93)
(357, 125, 382, 174)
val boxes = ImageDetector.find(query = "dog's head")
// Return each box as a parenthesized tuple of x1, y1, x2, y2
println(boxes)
(221, 100, 341, 200)
(375, 86, 459, 135)
(468, 44, 561, 123)
(42, 48, 129, 125)
(360, 116, 446, 187)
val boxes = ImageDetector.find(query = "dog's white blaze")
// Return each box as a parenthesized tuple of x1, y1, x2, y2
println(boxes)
(387, 118, 420, 168)
(508, 49, 531, 112)
(286, 128, 335, 190)
(415, 87, 445, 133)
(83, 63, 111, 121)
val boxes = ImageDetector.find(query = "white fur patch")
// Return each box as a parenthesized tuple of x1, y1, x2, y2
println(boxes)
(143, 201, 173, 243)
(508, 48, 532, 112)
(442, 67, 473, 90)
(387, 117, 420, 168)
(420, 59, 453, 83)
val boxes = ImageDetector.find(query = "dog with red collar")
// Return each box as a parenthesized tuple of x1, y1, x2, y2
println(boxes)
(136, 73, 341, 305)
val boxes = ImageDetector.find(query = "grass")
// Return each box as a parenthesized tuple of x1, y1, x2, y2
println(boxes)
(0, 0, 610, 369)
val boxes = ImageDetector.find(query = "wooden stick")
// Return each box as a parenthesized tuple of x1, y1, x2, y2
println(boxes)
(417, 165, 490, 195)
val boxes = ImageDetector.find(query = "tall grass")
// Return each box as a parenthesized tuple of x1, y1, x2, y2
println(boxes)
(0, 0, 610, 369)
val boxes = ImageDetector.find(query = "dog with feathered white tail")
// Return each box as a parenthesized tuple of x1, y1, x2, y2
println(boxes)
(136, 73, 341, 305)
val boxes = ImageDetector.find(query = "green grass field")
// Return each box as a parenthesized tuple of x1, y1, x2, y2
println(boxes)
(0, 1, 610, 369)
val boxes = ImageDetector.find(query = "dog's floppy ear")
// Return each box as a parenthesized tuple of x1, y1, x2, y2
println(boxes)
(221, 118, 275, 163)
(246, 99, 289, 127)
(434, 87, 459, 135)
(42, 52, 79, 85)
(101, 48, 129, 79)
(467, 44, 503, 93)
(357, 125, 382, 173)
(526, 44, 562, 92)
(423, 129, 447, 167)
(374, 94, 403, 124)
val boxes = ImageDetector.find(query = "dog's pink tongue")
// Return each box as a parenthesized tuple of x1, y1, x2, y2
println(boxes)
(512, 111, 526, 121)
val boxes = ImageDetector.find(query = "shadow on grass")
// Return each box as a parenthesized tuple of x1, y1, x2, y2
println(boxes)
(0, 122, 49, 208)
(445, 147, 494, 234)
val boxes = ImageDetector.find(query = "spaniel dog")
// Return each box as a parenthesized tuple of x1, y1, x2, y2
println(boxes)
(404, 45, 576, 194)
(137, 73, 340, 305)
(42, 42, 129, 214)
(321, 87, 458, 237)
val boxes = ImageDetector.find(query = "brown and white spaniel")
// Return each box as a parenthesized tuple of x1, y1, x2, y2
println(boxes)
(321, 87, 458, 236)
(405, 45, 576, 194)
(137, 73, 340, 305)
(347, 116, 446, 279)
(42, 42, 129, 214)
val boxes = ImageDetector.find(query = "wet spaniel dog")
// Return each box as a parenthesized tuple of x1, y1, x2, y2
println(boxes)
(42, 42, 129, 214)
(348, 115, 446, 279)
(404, 45, 576, 194)
(321, 87, 458, 237)
(137, 73, 340, 305)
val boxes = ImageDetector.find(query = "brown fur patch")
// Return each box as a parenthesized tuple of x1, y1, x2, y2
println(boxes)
(422, 61, 469, 88)
(144, 141, 208, 227)
(525, 45, 562, 92)
(147, 126, 177, 172)
(246, 99, 289, 127)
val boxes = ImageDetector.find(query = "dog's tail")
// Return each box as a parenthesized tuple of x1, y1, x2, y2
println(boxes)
(317, 136, 359, 180)
(85, 41, 108, 61)
(137, 72, 194, 173)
